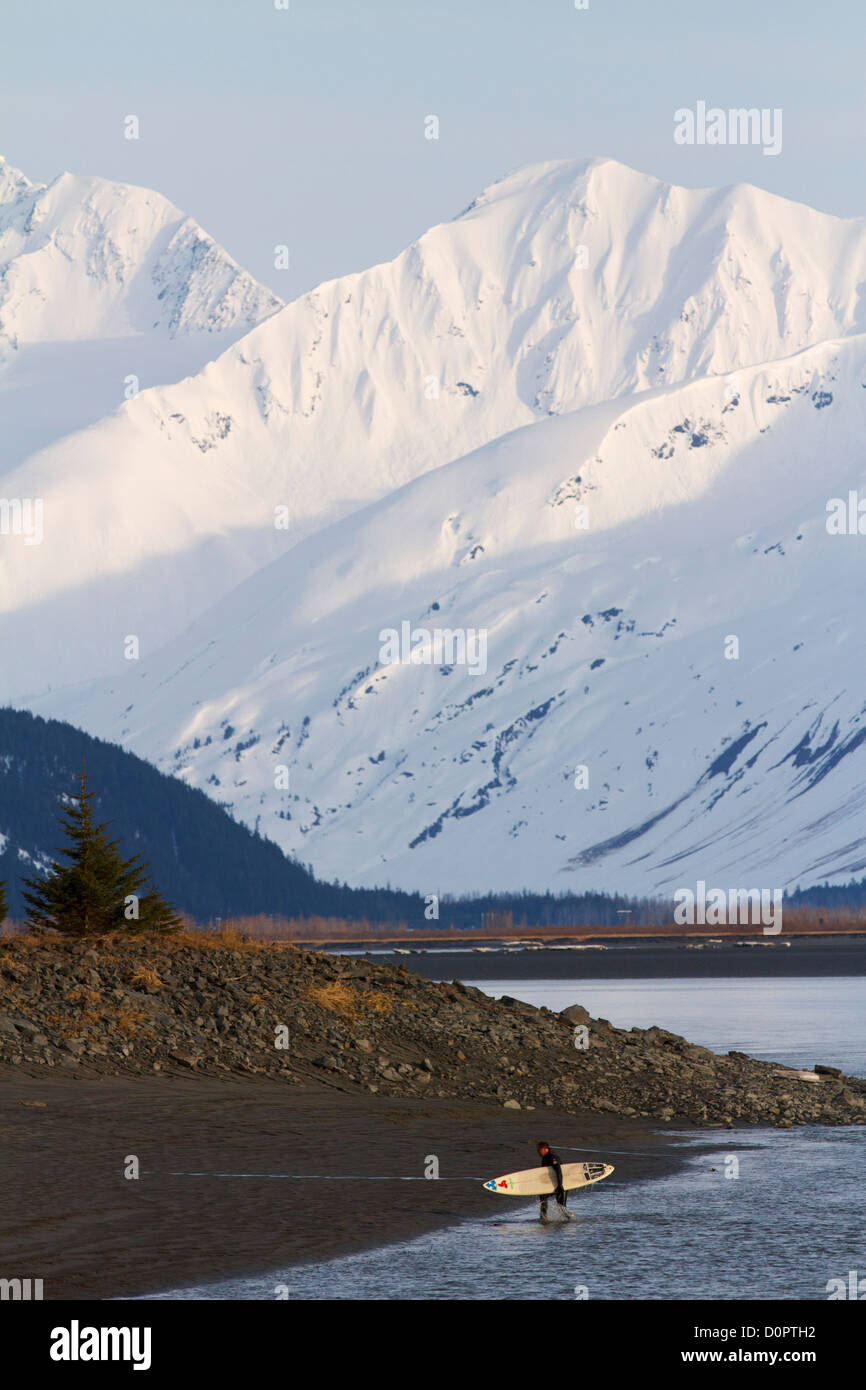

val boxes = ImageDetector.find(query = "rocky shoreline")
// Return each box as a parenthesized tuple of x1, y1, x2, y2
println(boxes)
(2, 933, 863, 1128)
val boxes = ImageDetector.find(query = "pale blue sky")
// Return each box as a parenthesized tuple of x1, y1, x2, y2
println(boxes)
(2, 0, 864, 297)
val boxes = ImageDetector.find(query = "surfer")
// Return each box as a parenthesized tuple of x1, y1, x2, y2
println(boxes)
(536, 1141, 571, 1221)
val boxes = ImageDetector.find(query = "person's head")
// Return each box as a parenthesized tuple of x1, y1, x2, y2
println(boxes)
(537, 1141, 549, 1155)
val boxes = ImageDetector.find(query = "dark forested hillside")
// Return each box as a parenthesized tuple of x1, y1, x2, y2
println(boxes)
(0, 708, 419, 922)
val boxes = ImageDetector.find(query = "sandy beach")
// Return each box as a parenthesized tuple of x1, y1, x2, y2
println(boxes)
(3, 1068, 704, 1300)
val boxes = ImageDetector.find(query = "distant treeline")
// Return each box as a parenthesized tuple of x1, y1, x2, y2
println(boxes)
(785, 879, 866, 913)
(437, 891, 665, 930)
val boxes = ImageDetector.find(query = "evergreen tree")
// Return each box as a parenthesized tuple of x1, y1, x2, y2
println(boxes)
(22, 766, 181, 937)
(0, 877, 7, 923)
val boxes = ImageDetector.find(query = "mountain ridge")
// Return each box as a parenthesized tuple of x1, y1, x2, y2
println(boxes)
(9, 153, 866, 900)
(34, 329, 866, 897)
(7, 155, 866, 696)
(0, 152, 282, 469)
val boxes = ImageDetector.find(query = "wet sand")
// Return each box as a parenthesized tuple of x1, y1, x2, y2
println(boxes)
(2, 1068, 712, 1300)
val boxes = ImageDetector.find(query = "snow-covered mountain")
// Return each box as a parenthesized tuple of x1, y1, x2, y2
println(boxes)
(0, 154, 281, 466)
(8, 156, 866, 699)
(12, 154, 866, 898)
(36, 329, 866, 897)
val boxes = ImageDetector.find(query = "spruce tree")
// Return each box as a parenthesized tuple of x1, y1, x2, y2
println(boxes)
(0, 877, 7, 923)
(23, 766, 181, 937)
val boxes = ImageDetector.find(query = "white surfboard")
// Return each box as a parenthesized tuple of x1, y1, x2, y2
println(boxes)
(483, 1161, 614, 1196)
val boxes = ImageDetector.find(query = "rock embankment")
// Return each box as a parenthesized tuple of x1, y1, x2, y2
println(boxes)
(1, 934, 863, 1127)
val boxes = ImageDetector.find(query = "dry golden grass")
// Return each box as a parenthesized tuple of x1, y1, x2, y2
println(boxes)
(0, 930, 43, 950)
(167, 926, 292, 955)
(184, 915, 409, 943)
(40, 1012, 68, 1037)
(75, 1008, 104, 1031)
(0, 953, 28, 976)
(111, 1003, 150, 1037)
(41, 1006, 104, 1037)
(304, 980, 394, 1021)
(182, 907, 866, 940)
(67, 986, 102, 1007)
(305, 980, 358, 1018)
(129, 965, 164, 991)
(363, 991, 393, 1018)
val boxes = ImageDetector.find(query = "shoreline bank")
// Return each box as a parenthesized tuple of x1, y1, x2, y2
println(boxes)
(328, 936, 866, 981)
(3, 1070, 719, 1300)
(3, 934, 864, 1299)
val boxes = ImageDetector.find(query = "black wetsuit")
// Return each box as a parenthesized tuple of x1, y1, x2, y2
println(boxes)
(539, 1148, 567, 1211)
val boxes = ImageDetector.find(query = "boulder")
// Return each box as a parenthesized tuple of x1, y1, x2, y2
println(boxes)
(169, 1050, 200, 1068)
(560, 1004, 591, 1025)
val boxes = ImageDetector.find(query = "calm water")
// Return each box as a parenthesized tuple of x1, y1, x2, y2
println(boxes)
(465, 976, 866, 1077)
(150, 976, 866, 1300)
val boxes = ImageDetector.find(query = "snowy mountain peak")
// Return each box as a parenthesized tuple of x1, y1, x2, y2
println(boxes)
(457, 155, 655, 212)
(0, 156, 283, 468)
(0, 155, 34, 205)
(9, 156, 866, 697)
(0, 161, 282, 345)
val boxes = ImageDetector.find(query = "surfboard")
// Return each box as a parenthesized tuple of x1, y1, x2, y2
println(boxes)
(483, 1161, 614, 1196)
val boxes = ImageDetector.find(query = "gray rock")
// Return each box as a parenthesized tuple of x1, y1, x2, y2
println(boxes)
(500, 996, 537, 1015)
(169, 1050, 200, 1068)
(560, 1004, 591, 1025)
